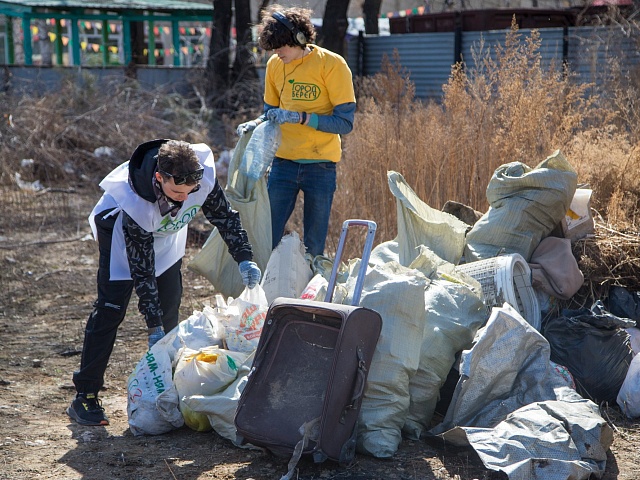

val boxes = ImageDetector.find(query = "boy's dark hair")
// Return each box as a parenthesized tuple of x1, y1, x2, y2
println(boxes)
(157, 140, 200, 177)
(258, 5, 316, 51)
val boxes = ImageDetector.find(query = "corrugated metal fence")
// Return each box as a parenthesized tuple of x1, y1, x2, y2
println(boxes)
(347, 26, 640, 100)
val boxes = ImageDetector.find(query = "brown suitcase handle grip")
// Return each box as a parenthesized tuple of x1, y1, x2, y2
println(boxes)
(340, 346, 367, 424)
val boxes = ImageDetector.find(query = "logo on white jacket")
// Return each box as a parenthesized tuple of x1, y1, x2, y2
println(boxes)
(157, 205, 200, 233)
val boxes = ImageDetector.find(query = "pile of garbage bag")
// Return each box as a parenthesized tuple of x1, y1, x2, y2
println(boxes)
(129, 149, 638, 480)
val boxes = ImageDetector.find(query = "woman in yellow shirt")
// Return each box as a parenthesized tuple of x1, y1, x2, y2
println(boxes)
(237, 5, 356, 257)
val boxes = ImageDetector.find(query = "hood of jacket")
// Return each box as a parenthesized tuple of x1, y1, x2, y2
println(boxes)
(128, 139, 169, 203)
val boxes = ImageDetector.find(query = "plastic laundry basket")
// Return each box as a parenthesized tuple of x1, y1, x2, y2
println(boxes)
(456, 253, 541, 331)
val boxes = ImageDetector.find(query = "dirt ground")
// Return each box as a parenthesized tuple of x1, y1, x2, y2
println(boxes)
(1, 187, 639, 480)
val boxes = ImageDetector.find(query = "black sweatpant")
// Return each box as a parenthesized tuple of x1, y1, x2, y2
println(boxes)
(72, 209, 183, 395)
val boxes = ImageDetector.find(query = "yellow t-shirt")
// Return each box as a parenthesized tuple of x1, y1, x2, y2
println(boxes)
(264, 45, 355, 163)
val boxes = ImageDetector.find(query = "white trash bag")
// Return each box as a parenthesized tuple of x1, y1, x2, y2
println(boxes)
(617, 353, 640, 418)
(127, 307, 225, 436)
(260, 232, 313, 304)
(174, 346, 250, 431)
(127, 345, 183, 436)
(223, 285, 269, 353)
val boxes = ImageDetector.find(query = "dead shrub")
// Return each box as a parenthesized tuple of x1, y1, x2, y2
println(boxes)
(0, 74, 211, 189)
(332, 20, 640, 294)
(334, 22, 596, 256)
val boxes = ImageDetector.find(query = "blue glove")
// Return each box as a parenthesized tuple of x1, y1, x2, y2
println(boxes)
(239, 260, 262, 289)
(267, 108, 301, 125)
(148, 326, 165, 349)
(236, 120, 259, 136)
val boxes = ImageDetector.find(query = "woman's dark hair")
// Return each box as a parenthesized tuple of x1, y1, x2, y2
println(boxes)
(157, 140, 200, 177)
(258, 5, 316, 51)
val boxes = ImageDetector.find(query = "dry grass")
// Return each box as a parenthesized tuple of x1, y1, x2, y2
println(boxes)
(334, 26, 596, 252)
(0, 73, 211, 191)
(337, 23, 598, 222)
(330, 21, 640, 295)
(567, 221, 640, 309)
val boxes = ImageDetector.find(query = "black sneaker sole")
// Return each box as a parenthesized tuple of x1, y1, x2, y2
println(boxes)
(66, 406, 109, 426)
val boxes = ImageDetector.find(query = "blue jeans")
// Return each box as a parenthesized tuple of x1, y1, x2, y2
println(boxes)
(267, 158, 337, 257)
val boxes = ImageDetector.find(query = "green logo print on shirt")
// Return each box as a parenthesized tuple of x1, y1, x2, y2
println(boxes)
(291, 82, 321, 101)
(157, 205, 200, 233)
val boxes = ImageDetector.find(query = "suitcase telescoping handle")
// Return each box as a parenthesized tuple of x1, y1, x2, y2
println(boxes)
(324, 219, 377, 306)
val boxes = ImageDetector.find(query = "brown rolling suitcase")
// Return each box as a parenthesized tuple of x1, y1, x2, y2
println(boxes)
(234, 220, 383, 469)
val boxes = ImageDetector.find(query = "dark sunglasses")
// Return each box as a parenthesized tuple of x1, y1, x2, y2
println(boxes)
(158, 168, 204, 185)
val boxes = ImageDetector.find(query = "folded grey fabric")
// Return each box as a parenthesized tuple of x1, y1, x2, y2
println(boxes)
(530, 237, 584, 300)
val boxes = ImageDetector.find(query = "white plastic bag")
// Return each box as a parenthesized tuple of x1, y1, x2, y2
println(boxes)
(404, 277, 486, 440)
(354, 260, 429, 458)
(617, 353, 640, 418)
(160, 308, 224, 363)
(181, 366, 252, 443)
(223, 285, 269, 352)
(127, 346, 183, 436)
(156, 384, 183, 428)
(174, 346, 249, 398)
(173, 346, 250, 431)
(299, 273, 329, 302)
(464, 151, 578, 262)
(369, 171, 468, 268)
(127, 308, 224, 435)
(260, 232, 313, 304)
